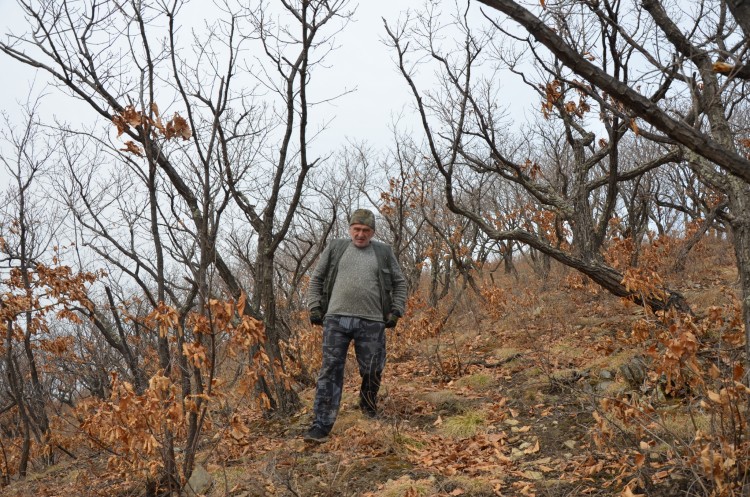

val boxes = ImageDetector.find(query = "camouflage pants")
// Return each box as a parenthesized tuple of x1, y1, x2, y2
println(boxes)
(311, 315, 386, 433)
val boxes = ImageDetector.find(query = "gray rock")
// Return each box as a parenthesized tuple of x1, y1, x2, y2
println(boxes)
(184, 464, 213, 497)
(620, 357, 647, 389)
(596, 380, 614, 393)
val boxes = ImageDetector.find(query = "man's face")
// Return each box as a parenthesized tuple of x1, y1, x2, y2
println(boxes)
(349, 223, 375, 248)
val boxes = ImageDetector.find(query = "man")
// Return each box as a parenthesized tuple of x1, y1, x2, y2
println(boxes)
(303, 208, 407, 443)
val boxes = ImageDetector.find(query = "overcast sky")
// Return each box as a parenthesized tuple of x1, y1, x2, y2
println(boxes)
(1, 1, 440, 149)
(0, 0, 535, 170)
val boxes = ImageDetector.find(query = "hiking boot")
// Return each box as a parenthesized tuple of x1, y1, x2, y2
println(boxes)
(360, 403, 379, 419)
(303, 426, 329, 443)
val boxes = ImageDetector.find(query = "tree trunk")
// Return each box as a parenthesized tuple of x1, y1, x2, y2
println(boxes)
(503, 243, 517, 277)
(147, 158, 178, 495)
(672, 202, 726, 272)
(429, 257, 441, 307)
(255, 241, 300, 415)
(727, 186, 750, 384)
(4, 321, 30, 478)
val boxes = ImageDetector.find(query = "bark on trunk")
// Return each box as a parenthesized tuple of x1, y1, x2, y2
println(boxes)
(503, 244, 517, 277)
(727, 186, 750, 384)
(4, 321, 30, 477)
(429, 258, 441, 307)
(510, 228, 691, 312)
(255, 242, 300, 415)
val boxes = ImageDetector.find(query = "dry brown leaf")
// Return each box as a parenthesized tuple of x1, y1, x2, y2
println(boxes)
(524, 440, 540, 454)
(120, 141, 144, 156)
(712, 61, 734, 73)
(652, 470, 671, 482)
(496, 454, 513, 464)
(733, 363, 745, 381)
(630, 118, 640, 135)
(622, 486, 645, 497)
(487, 433, 505, 443)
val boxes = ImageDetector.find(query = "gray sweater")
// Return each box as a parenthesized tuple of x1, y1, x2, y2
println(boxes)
(307, 239, 408, 322)
(326, 244, 382, 321)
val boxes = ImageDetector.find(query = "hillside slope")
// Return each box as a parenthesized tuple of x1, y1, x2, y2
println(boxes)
(2, 239, 745, 497)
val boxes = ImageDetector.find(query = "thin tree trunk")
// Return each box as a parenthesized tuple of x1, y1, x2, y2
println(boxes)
(672, 202, 726, 272)
(255, 243, 300, 415)
(503, 242, 517, 278)
(4, 321, 31, 477)
(439, 260, 453, 301)
(147, 156, 178, 494)
(17, 165, 51, 464)
(429, 257, 440, 306)
(728, 190, 750, 384)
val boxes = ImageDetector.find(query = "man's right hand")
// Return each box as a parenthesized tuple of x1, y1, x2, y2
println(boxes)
(384, 313, 399, 329)
(309, 307, 324, 326)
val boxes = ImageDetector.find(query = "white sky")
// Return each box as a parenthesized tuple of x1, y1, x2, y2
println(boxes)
(0, 0, 536, 150)
(0, 1, 419, 149)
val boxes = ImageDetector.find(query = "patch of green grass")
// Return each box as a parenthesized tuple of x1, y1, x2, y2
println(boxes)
(206, 464, 250, 494)
(599, 379, 628, 396)
(588, 349, 639, 371)
(455, 373, 495, 391)
(523, 366, 543, 378)
(576, 316, 607, 327)
(391, 432, 427, 450)
(441, 410, 487, 438)
(548, 343, 588, 362)
(549, 368, 579, 383)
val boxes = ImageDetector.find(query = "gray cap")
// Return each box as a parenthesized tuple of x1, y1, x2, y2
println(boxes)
(349, 208, 375, 230)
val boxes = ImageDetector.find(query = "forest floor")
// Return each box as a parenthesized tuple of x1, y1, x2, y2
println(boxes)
(2, 239, 743, 497)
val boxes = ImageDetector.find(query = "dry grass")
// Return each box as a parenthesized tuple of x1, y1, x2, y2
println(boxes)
(440, 410, 487, 438)
(378, 475, 436, 497)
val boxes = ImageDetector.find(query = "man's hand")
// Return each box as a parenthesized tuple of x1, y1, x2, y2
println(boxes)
(384, 312, 399, 329)
(309, 307, 324, 326)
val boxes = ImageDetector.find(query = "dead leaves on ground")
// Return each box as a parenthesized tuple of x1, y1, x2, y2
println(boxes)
(407, 432, 510, 476)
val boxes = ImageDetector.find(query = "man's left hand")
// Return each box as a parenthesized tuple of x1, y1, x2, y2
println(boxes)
(309, 307, 324, 326)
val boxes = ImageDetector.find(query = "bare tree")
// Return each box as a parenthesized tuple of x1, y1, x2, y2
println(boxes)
(224, 0, 354, 414)
(0, 98, 57, 477)
(384, 2, 688, 312)
(1, 0, 353, 491)
(475, 0, 750, 380)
